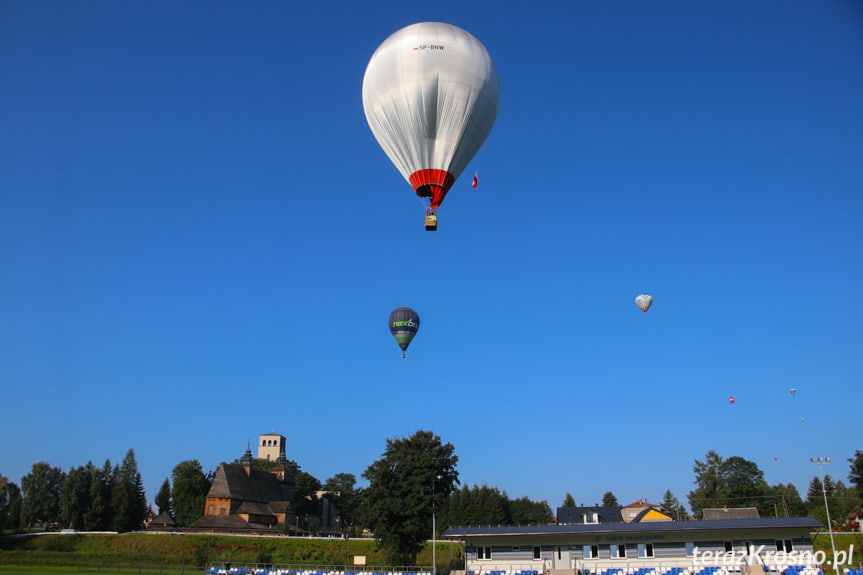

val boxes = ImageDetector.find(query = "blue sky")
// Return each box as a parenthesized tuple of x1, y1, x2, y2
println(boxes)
(1, 1, 861, 515)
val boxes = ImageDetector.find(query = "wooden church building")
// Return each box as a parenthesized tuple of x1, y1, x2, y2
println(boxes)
(190, 433, 298, 533)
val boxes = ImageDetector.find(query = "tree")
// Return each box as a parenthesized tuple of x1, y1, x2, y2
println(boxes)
(233, 456, 300, 474)
(323, 472, 358, 529)
(293, 471, 322, 529)
(508, 496, 553, 524)
(21, 462, 65, 529)
(155, 478, 172, 516)
(848, 451, 863, 501)
(562, 493, 576, 508)
(0, 474, 22, 531)
(111, 449, 147, 532)
(764, 483, 806, 517)
(806, 475, 824, 510)
(171, 460, 210, 527)
(84, 459, 114, 531)
(687, 451, 768, 518)
(60, 462, 94, 529)
(602, 491, 619, 507)
(720, 456, 768, 510)
(442, 484, 509, 528)
(360, 429, 459, 564)
(661, 489, 688, 520)
(688, 450, 724, 518)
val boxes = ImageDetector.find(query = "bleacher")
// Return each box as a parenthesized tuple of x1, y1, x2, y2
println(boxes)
(781, 566, 823, 575)
(206, 570, 431, 575)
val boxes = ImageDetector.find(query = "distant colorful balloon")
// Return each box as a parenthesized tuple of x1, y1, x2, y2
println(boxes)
(635, 294, 653, 313)
(388, 307, 420, 358)
(774, 457, 778, 461)
(790, 388, 796, 396)
(729, 396, 735, 405)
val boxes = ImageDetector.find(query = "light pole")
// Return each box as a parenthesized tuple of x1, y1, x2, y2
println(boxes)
(810, 457, 837, 567)
(432, 474, 442, 575)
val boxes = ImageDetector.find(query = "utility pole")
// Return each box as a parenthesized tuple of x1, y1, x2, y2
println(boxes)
(810, 457, 837, 567)
(432, 474, 442, 575)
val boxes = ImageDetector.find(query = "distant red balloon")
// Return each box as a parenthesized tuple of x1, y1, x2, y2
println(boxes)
(729, 396, 735, 405)
(774, 457, 778, 461)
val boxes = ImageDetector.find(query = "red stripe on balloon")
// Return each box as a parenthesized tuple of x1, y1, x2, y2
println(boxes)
(409, 169, 455, 208)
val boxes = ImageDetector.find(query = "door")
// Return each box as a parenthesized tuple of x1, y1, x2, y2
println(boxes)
(554, 546, 570, 569)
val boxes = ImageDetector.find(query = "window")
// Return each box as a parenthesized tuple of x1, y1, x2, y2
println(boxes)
(534, 547, 541, 560)
(685, 543, 695, 557)
(776, 540, 793, 552)
(477, 547, 491, 560)
(611, 545, 620, 558)
(583, 545, 593, 559)
(592, 545, 599, 559)
(219, 508, 226, 516)
(725, 542, 733, 553)
(619, 544, 626, 558)
(208, 506, 214, 515)
(584, 512, 599, 524)
(638, 544, 654, 558)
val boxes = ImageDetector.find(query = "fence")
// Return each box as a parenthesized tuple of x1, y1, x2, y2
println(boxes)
(77, 563, 192, 574)
(204, 564, 436, 575)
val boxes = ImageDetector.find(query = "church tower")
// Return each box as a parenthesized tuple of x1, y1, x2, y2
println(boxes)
(258, 430, 286, 462)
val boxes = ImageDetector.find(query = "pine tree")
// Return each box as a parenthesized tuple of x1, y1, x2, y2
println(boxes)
(155, 478, 172, 516)
(111, 449, 146, 532)
(84, 459, 113, 531)
(60, 463, 94, 529)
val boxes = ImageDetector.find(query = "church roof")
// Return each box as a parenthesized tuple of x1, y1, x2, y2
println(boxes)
(150, 510, 176, 526)
(236, 501, 276, 516)
(206, 462, 292, 503)
(191, 514, 271, 530)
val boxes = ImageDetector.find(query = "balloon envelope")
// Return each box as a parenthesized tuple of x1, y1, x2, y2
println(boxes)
(729, 396, 735, 404)
(363, 22, 500, 209)
(388, 307, 420, 355)
(635, 294, 653, 312)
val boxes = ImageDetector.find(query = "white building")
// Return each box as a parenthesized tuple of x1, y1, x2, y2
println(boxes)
(442, 517, 822, 575)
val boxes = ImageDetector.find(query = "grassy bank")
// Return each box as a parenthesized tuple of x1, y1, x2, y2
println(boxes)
(0, 533, 459, 571)
(0, 534, 385, 569)
(1, 532, 856, 573)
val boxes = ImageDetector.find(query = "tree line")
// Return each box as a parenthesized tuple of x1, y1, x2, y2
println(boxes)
(2, 435, 861, 565)
(685, 449, 863, 527)
(0, 448, 147, 532)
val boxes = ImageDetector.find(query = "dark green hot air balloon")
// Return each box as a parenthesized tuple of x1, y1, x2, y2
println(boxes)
(388, 307, 420, 358)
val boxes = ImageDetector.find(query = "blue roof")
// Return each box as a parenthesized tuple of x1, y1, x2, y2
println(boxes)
(441, 517, 821, 538)
(558, 506, 624, 524)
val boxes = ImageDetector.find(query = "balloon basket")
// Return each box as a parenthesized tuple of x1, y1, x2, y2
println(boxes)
(425, 212, 437, 231)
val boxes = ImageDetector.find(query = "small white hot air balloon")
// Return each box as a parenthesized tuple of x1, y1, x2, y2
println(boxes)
(790, 388, 796, 397)
(635, 294, 653, 313)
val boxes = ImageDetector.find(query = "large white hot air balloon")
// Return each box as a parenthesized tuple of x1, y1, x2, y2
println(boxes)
(363, 22, 500, 230)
